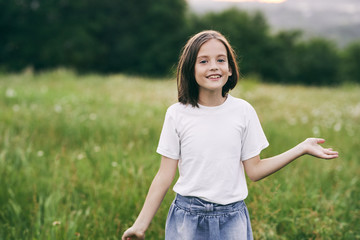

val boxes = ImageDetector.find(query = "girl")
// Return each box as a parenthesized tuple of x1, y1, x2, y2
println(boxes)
(121, 30, 338, 240)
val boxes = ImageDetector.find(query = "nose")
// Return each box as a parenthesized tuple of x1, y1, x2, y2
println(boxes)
(209, 60, 218, 71)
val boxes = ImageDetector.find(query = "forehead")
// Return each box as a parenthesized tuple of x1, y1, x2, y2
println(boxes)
(197, 39, 228, 57)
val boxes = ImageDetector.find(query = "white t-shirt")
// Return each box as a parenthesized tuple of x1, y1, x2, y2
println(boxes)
(156, 94, 269, 205)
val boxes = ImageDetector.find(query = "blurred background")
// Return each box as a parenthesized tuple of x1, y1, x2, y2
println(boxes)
(1, 0, 359, 85)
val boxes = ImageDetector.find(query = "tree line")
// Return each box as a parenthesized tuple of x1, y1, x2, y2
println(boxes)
(1, 0, 359, 85)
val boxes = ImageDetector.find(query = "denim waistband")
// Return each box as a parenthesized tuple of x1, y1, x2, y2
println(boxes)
(174, 194, 246, 215)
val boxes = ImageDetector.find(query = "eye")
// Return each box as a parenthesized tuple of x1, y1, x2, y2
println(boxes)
(218, 59, 226, 63)
(199, 60, 207, 64)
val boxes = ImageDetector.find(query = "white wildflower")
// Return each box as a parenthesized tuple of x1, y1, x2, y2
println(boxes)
(89, 113, 97, 121)
(312, 126, 320, 136)
(54, 104, 62, 113)
(94, 146, 101, 152)
(12, 104, 20, 112)
(333, 122, 342, 132)
(52, 221, 61, 226)
(301, 116, 308, 124)
(37, 151, 44, 157)
(311, 109, 321, 117)
(77, 153, 85, 160)
(5, 88, 16, 98)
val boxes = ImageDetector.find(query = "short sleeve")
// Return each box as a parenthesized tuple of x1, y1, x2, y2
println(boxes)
(156, 109, 180, 160)
(241, 104, 269, 161)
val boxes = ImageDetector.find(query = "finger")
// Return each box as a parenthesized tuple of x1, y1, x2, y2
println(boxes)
(325, 154, 338, 159)
(316, 138, 325, 144)
(325, 148, 338, 154)
(122, 234, 131, 240)
(323, 149, 339, 158)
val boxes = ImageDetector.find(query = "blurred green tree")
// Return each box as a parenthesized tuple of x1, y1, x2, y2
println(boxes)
(0, 0, 187, 75)
(96, 0, 188, 75)
(260, 30, 303, 83)
(294, 39, 340, 85)
(0, 0, 100, 70)
(341, 41, 360, 83)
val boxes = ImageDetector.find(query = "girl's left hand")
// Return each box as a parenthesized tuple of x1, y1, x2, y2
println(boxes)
(301, 138, 339, 159)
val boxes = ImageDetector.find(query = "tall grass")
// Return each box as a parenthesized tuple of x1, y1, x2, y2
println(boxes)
(0, 69, 359, 239)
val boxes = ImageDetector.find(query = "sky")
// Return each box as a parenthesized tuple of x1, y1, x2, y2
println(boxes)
(187, 0, 360, 46)
(214, 0, 286, 3)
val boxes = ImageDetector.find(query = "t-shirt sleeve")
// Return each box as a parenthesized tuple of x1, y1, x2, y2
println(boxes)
(156, 108, 180, 160)
(241, 104, 269, 161)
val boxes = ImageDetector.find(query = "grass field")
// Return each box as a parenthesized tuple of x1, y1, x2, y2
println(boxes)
(0, 69, 359, 239)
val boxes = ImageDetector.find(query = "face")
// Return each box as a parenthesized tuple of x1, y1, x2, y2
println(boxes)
(194, 39, 232, 96)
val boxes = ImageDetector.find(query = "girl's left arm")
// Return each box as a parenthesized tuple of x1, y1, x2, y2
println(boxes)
(243, 138, 339, 182)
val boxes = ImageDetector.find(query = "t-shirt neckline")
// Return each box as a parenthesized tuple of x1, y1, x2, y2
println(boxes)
(198, 94, 232, 110)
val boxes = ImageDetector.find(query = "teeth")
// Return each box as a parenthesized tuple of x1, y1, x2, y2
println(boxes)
(208, 75, 221, 79)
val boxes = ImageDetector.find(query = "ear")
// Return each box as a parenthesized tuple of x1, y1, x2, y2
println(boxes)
(228, 66, 232, 77)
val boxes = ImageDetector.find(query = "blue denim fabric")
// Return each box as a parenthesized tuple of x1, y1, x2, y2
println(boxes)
(165, 194, 253, 240)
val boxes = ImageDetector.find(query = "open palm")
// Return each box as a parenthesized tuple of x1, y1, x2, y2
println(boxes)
(302, 138, 338, 159)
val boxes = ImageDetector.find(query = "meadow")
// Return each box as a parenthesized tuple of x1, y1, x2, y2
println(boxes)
(0, 69, 359, 239)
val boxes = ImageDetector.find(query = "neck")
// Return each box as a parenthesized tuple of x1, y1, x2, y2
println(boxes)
(198, 90, 227, 107)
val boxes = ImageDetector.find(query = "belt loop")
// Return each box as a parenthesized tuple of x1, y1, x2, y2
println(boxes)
(206, 203, 214, 212)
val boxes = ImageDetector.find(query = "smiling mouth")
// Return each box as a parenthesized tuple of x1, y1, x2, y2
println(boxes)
(207, 74, 222, 79)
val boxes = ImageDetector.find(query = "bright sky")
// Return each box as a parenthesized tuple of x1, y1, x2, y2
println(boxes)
(214, 0, 287, 3)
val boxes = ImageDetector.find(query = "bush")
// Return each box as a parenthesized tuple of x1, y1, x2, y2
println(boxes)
(341, 41, 360, 83)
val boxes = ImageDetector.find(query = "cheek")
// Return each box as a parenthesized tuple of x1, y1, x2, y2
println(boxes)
(193, 68, 201, 84)
(194, 65, 205, 77)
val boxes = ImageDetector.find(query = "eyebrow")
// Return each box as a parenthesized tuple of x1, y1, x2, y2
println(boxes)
(197, 54, 227, 59)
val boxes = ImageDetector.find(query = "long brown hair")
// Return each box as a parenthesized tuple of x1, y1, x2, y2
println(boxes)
(177, 30, 239, 107)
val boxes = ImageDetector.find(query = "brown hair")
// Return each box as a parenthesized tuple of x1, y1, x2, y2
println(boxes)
(177, 30, 239, 107)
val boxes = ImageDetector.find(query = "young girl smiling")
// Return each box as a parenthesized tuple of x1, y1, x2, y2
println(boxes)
(122, 30, 338, 240)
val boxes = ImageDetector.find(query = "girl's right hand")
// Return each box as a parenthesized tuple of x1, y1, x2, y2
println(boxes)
(121, 227, 145, 240)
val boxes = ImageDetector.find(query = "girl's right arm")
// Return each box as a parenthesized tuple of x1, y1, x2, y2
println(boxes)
(121, 156, 178, 240)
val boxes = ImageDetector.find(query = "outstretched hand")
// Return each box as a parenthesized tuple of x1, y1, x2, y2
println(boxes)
(301, 138, 339, 159)
(121, 227, 145, 240)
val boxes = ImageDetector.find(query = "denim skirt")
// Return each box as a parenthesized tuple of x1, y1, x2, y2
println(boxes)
(165, 194, 253, 240)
